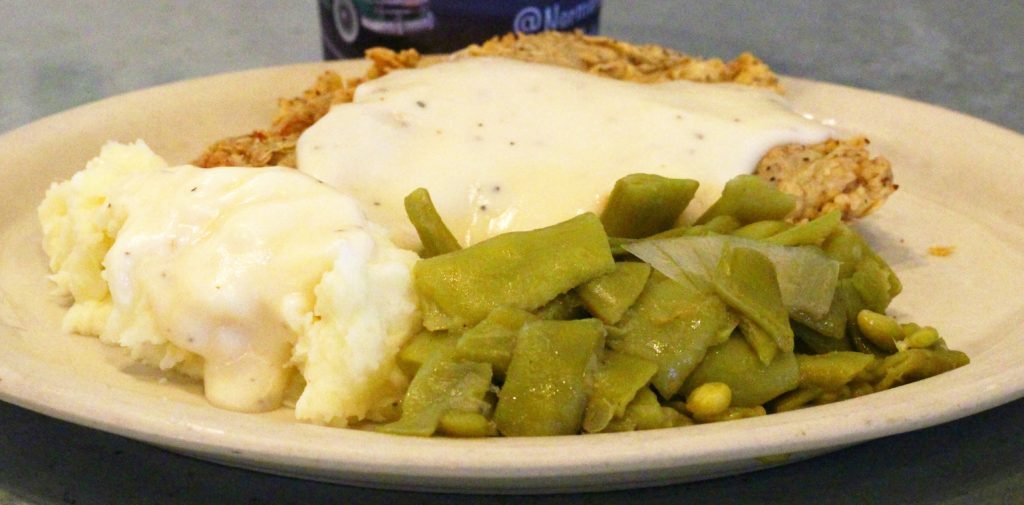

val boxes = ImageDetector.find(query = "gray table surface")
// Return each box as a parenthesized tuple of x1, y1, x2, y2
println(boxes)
(1, 1, 1022, 503)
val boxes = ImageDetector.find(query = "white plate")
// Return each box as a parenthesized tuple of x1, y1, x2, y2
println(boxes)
(1, 61, 1023, 493)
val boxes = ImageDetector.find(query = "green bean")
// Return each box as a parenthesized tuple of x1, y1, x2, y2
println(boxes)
(796, 352, 876, 391)
(731, 220, 793, 240)
(403, 188, 461, 258)
(600, 174, 699, 238)
(576, 262, 652, 325)
(608, 236, 637, 257)
(396, 330, 456, 377)
(793, 321, 851, 354)
(823, 224, 903, 298)
(608, 271, 736, 398)
(533, 291, 589, 320)
(415, 213, 615, 331)
(379, 350, 493, 437)
(712, 246, 794, 354)
(493, 319, 606, 436)
(696, 175, 796, 225)
(765, 210, 842, 247)
(738, 315, 779, 365)
(681, 215, 742, 236)
(454, 306, 537, 377)
(643, 215, 741, 240)
(851, 259, 896, 313)
(437, 411, 496, 438)
(683, 335, 799, 408)
(790, 286, 848, 341)
(602, 388, 691, 431)
(771, 386, 825, 412)
(869, 348, 969, 390)
(583, 351, 659, 433)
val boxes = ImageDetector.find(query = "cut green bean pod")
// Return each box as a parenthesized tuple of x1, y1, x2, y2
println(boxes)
(793, 321, 851, 354)
(680, 215, 743, 237)
(739, 315, 780, 365)
(796, 352, 876, 391)
(415, 213, 615, 331)
(454, 307, 537, 377)
(608, 236, 637, 257)
(732, 220, 793, 240)
(868, 348, 969, 390)
(494, 319, 606, 436)
(379, 350, 493, 437)
(696, 175, 796, 225)
(683, 335, 799, 408)
(576, 262, 652, 325)
(712, 246, 794, 355)
(608, 271, 736, 398)
(851, 259, 896, 313)
(823, 224, 902, 298)
(600, 174, 699, 238)
(791, 286, 848, 341)
(437, 411, 497, 438)
(583, 351, 659, 433)
(533, 291, 588, 320)
(396, 330, 456, 377)
(602, 387, 691, 432)
(765, 210, 842, 247)
(403, 187, 462, 258)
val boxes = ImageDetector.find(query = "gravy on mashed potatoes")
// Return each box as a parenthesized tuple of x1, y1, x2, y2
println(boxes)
(39, 141, 419, 425)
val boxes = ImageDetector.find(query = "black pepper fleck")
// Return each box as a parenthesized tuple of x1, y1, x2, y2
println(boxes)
(416, 100, 426, 108)
(373, 201, 381, 207)
(480, 205, 488, 211)
(190, 186, 198, 192)
(493, 185, 501, 192)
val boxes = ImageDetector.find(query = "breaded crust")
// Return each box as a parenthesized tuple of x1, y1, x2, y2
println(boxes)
(757, 137, 897, 222)
(194, 31, 896, 221)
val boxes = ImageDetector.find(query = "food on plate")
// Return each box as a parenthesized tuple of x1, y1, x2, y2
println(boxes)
(196, 31, 897, 226)
(39, 141, 419, 425)
(292, 55, 839, 248)
(375, 177, 967, 437)
(38, 31, 962, 437)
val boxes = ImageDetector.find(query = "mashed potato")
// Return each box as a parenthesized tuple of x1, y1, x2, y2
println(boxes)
(39, 141, 419, 425)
